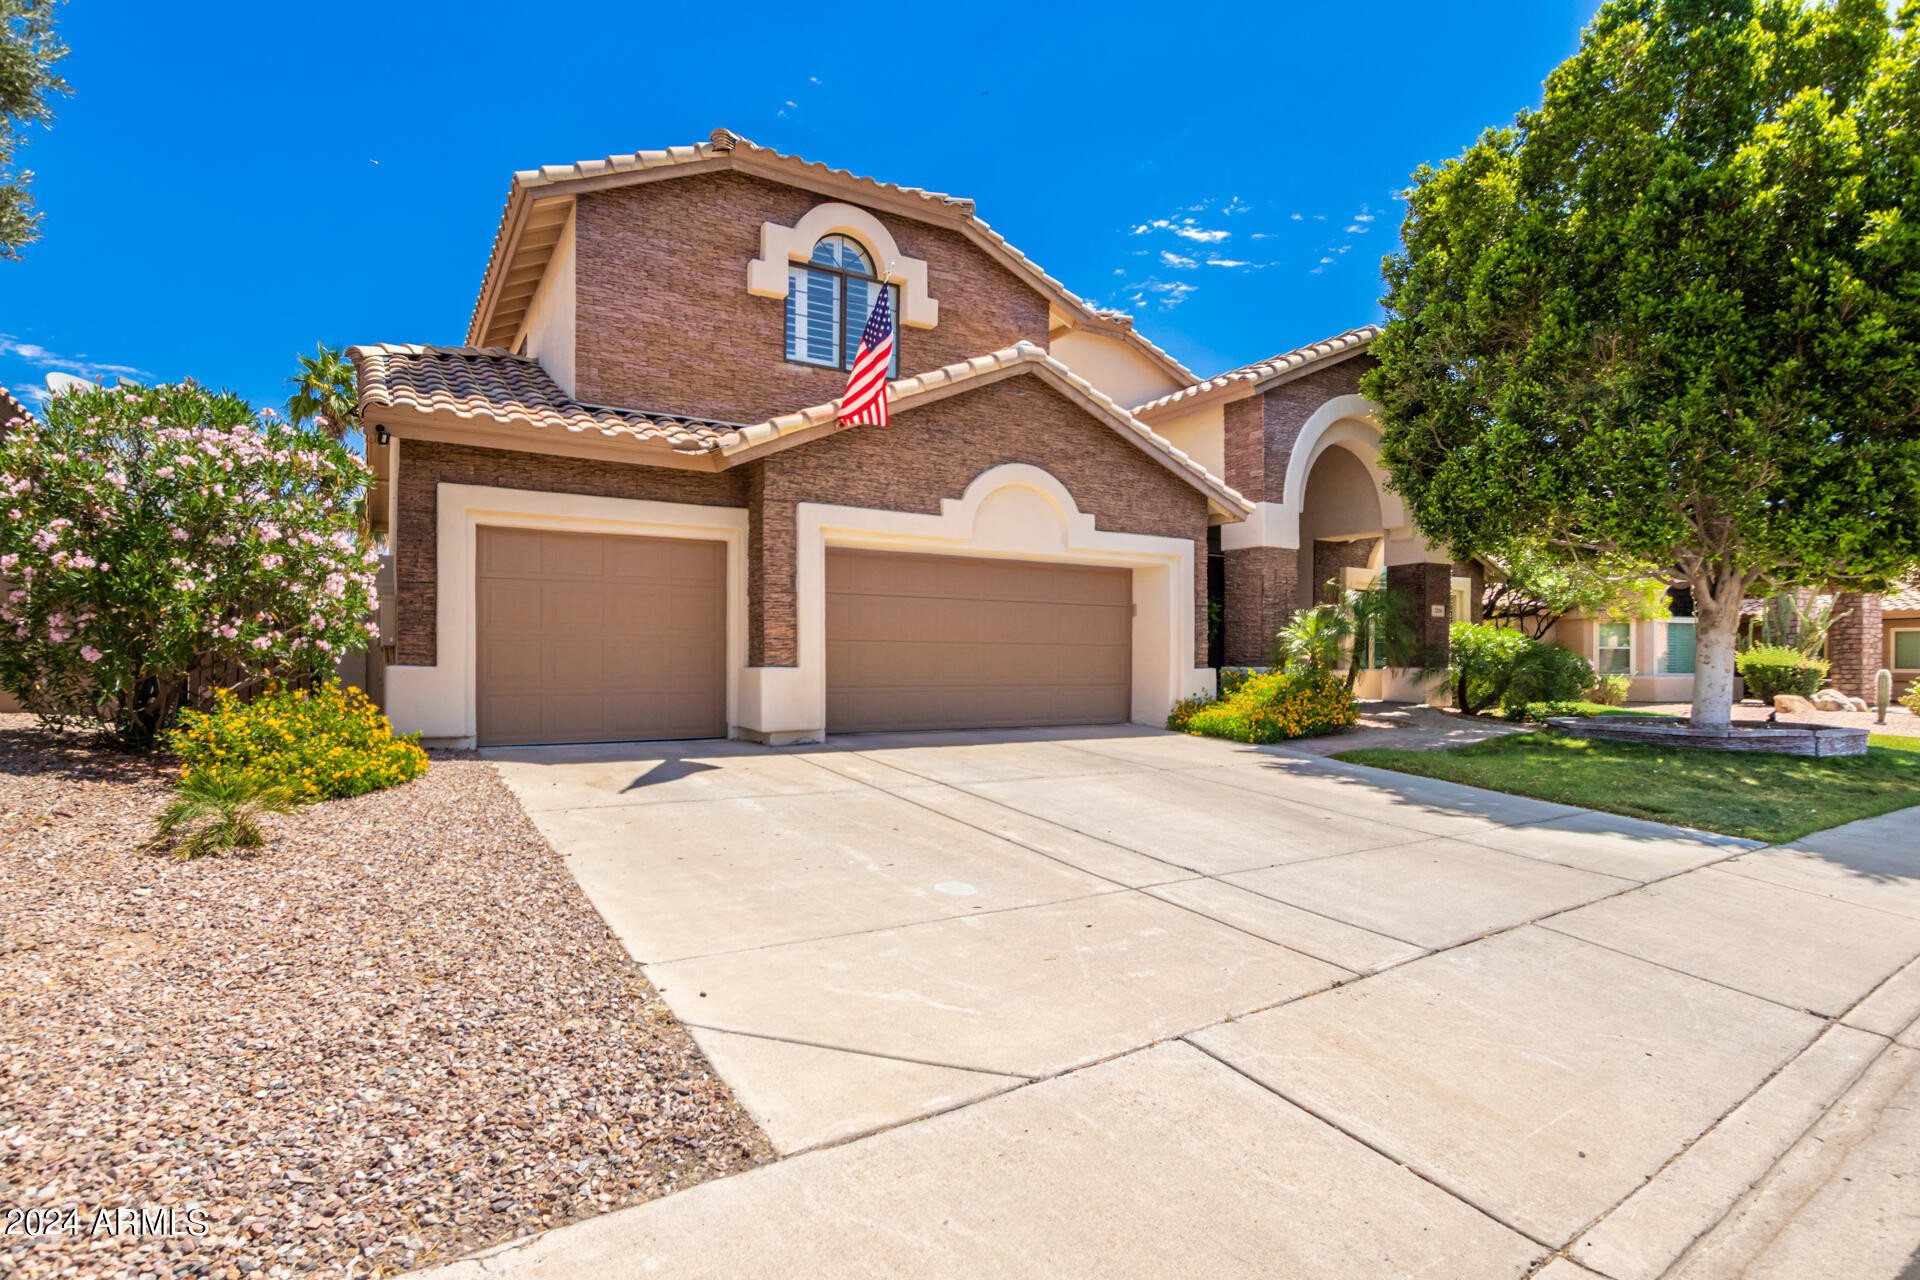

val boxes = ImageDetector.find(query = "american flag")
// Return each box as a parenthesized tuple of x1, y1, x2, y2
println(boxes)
(837, 288, 894, 427)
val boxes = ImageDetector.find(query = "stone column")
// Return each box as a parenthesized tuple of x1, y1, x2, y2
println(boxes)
(1826, 592, 1884, 699)
(1386, 561, 1453, 669)
(1222, 547, 1297, 668)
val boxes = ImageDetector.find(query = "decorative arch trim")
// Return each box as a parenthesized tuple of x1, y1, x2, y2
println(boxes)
(747, 202, 938, 329)
(1222, 393, 1411, 550)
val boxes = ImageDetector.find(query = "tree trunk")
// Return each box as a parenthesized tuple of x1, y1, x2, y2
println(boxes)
(1690, 589, 1743, 731)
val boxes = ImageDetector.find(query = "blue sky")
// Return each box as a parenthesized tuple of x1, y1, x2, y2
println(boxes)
(1, 0, 1603, 412)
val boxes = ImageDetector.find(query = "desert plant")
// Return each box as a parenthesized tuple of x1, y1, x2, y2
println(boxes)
(1585, 674, 1631, 706)
(1735, 645, 1829, 702)
(1182, 669, 1359, 744)
(145, 774, 300, 860)
(1336, 581, 1421, 690)
(1903, 679, 1920, 717)
(0, 380, 378, 748)
(1272, 605, 1352, 676)
(1751, 591, 1848, 658)
(1877, 669, 1893, 724)
(171, 681, 426, 803)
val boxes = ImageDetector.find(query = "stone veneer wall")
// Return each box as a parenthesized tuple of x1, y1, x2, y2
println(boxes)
(1827, 592, 1884, 699)
(747, 374, 1211, 666)
(571, 171, 1051, 423)
(392, 440, 748, 666)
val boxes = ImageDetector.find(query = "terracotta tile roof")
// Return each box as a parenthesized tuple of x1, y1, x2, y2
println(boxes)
(1132, 324, 1381, 417)
(1882, 579, 1920, 612)
(350, 341, 1251, 517)
(0, 383, 35, 431)
(467, 128, 1196, 386)
(348, 345, 742, 452)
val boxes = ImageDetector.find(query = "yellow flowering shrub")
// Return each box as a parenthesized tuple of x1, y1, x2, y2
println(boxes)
(171, 681, 428, 802)
(1182, 670, 1359, 744)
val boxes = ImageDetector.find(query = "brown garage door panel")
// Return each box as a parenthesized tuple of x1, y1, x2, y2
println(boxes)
(825, 549, 1132, 733)
(477, 527, 725, 746)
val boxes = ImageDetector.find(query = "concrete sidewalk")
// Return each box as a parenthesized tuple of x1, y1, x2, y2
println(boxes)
(418, 728, 1920, 1279)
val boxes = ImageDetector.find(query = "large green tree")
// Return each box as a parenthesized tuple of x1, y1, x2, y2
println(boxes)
(1364, 0, 1920, 729)
(0, 0, 68, 259)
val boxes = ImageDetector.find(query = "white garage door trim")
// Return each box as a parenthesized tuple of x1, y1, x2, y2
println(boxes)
(385, 483, 749, 748)
(738, 463, 1208, 744)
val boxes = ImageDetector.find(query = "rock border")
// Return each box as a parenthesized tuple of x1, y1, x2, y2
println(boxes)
(1545, 716, 1870, 757)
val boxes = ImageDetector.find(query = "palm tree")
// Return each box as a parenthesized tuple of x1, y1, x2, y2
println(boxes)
(1273, 605, 1352, 675)
(146, 775, 300, 859)
(1340, 581, 1420, 691)
(285, 344, 356, 440)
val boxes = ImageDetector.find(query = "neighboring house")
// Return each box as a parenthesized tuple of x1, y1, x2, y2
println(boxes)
(352, 130, 1250, 748)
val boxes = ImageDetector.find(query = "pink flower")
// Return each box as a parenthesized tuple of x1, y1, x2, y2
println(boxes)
(80, 646, 102, 663)
(155, 466, 175, 479)
(249, 636, 271, 650)
(170, 527, 188, 540)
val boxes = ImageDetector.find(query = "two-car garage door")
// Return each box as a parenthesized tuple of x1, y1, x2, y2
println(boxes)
(825, 549, 1132, 733)
(474, 530, 1132, 745)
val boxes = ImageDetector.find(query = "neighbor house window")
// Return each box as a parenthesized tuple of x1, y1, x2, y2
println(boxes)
(784, 234, 900, 375)
(1894, 628, 1920, 671)
(1596, 621, 1632, 674)
(1662, 620, 1696, 675)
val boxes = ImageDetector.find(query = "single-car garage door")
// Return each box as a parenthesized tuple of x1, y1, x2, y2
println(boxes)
(826, 549, 1131, 733)
(476, 527, 725, 746)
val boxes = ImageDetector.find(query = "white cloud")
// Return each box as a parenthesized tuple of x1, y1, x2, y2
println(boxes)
(1131, 214, 1230, 243)
(1344, 224, 1370, 234)
(1251, 232, 1273, 240)
(1160, 250, 1197, 269)
(1170, 225, 1229, 243)
(1205, 258, 1249, 268)
(0, 336, 152, 390)
(1352, 211, 1376, 223)
(1319, 257, 1335, 264)
(1290, 213, 1303, 221)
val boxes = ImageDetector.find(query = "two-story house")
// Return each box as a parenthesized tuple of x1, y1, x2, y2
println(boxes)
(354, 129, 1286, 748)
(354, 128, 1906, 748)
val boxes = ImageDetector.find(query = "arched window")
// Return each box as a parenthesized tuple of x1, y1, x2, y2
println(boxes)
(784, 234, 900, 376)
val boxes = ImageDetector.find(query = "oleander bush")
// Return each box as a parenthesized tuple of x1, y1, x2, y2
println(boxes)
(1736, 644, 1829, 701)
(0, 381, 378, 748)
(172, 681, 427, 803)
(1182, 669, 1359, 744)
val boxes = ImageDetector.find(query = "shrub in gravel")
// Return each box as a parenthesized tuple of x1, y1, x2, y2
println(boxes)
(1736, 644, 1829, 701)
(1183, 669, 1359, 743)
(146, 772, 300, 858)
(0, 380, 378, 748)
(172, 680, 427, 802)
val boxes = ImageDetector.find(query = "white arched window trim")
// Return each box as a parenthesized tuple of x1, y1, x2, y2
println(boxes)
(748, 202, 938, 329)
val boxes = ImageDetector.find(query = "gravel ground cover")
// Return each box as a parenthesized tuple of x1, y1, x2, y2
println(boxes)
(0, 714, 772, 1278)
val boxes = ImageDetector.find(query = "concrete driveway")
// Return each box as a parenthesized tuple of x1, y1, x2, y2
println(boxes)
(434, 726, 1920, 1280)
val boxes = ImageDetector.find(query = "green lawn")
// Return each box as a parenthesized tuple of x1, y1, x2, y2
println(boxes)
(1332, 732, 1920, 844)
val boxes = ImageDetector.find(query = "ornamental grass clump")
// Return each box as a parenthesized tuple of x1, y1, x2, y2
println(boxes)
(0, 380, 377, 749)
(172, 681, 427, 803)
(1182, 670, 1359, 744)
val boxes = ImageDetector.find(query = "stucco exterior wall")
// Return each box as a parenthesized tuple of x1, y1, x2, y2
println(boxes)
(1048, 329, 1184, 412)
(516, 211, 577, 397)
(570, 171, 1051, 422)
(1150, 403, 1226, 485)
